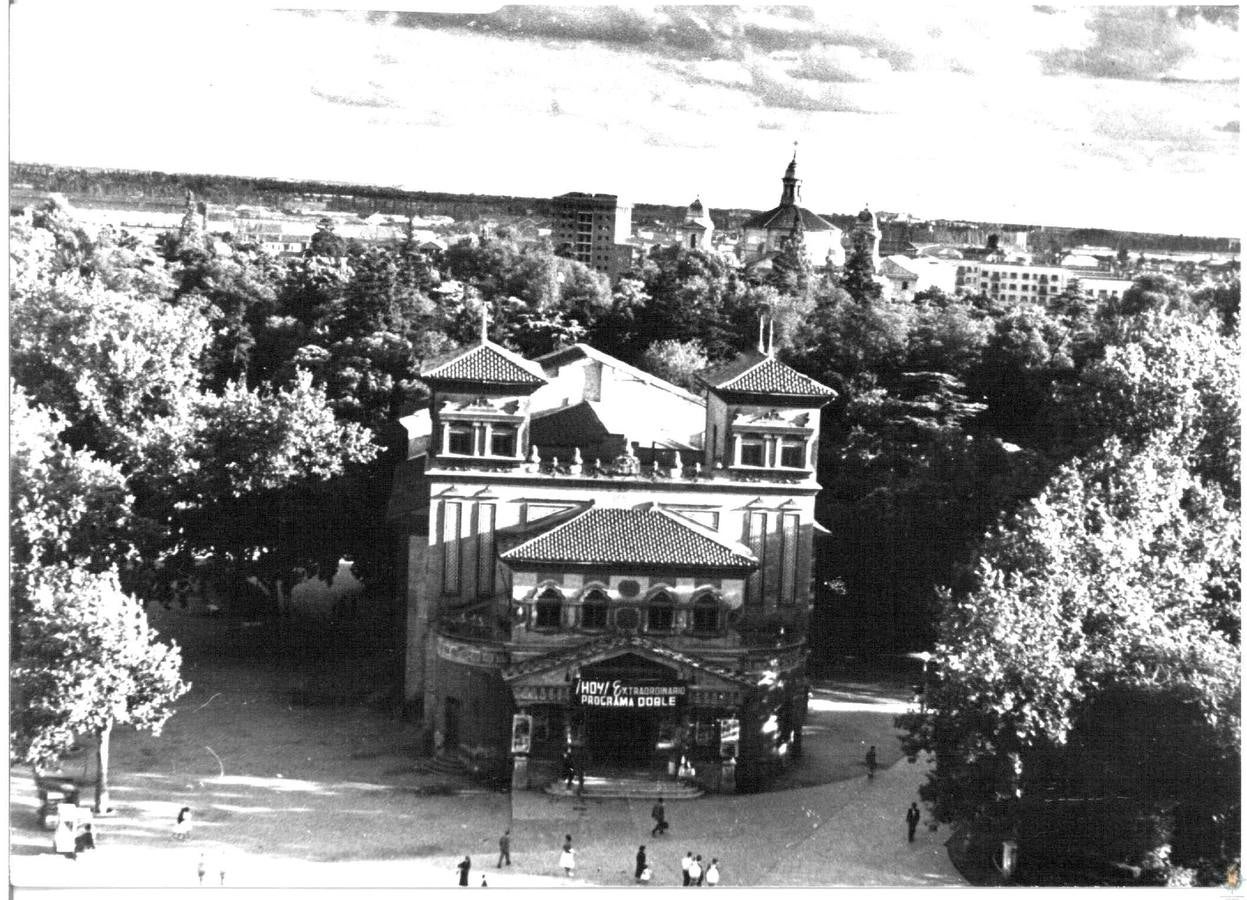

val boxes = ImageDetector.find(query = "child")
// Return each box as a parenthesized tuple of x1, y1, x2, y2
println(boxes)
(559, 835, 576, 876)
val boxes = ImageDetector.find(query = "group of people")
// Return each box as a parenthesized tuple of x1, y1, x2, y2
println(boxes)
(633, 846, 720, 886)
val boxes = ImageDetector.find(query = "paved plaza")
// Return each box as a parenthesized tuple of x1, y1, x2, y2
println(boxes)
(9, 681, 963, 895)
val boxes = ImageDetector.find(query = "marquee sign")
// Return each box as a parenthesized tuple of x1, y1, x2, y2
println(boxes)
(572, 677, 687, 710)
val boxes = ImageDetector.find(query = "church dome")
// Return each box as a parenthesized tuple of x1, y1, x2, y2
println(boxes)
(688, 197, 704, 216)
(857, 206, 875, 224)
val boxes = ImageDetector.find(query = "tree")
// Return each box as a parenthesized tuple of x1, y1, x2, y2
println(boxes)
(839, 239, 882, 304)
(899, 431, 1239, 879)
(308, 217, 347, 257)
(11, 563, 190, 812)
(767, 221, 812, 297)
(1048, 311, 1239, 500)
(639, 338, 710, 391)
(10, 199, 380, 607)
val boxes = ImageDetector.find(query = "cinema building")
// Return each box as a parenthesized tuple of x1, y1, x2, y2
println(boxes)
(388, 317, 835, 792)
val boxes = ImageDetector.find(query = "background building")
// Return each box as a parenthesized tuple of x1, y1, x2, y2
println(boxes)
(738, 153, 843, 270)
(674, 196, 716, 253)
(551, 191, 634, 281)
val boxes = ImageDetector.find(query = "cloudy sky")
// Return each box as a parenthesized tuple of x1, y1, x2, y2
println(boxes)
(9, 3, 1241, 234)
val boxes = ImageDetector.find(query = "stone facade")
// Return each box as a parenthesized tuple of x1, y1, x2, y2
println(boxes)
(388, 319, 835, 792)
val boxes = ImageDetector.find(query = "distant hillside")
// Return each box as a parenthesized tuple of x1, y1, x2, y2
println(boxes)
(9, 162, 1238, 254)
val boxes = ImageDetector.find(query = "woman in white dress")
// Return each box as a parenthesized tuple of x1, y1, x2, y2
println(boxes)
(559, 834, 576, 876)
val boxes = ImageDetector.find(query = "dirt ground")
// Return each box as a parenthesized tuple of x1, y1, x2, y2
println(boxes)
(9, 602, 946, 893)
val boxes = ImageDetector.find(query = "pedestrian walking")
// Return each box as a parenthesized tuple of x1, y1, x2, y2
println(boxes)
(197, 853, 206, 885)
(705, 859, 720, 886)
(681, 851, 693, 886)
(480, 875, 488, 887)
(559, 834, 576, 876)
(688, 855, 702, 886)
(695, 855, 705, 886)
(563, 751, 575, 789)
(635, 845, 647, 881)
(651, 797, 668, 836)
(906, 803, 921, 843)
(497, 829, 511, 867)
(218, 861, 226, 886)
(173, 806, 192, 840)
(866, 745, 877, 779)
(457, 855, 472, 887)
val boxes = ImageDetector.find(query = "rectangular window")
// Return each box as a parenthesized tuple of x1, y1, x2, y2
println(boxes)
(447, 423, 473, 456)
(779, 438, 806, 469)
(780, 512, 799, 606)
(490, 426, 516, 457)
(745, 511, 767, 607)
(476, 503, 495, 599)
(442, 501, 461, 596)
(739, 436, 765, 467)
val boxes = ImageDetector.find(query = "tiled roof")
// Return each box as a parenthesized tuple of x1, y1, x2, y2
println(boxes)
(502, 634, 755, 687)
(699, 352, 836, 398)
(421, 342, 547, 386)
(740, 205, 835, 233)
(499, 504, 756, 570)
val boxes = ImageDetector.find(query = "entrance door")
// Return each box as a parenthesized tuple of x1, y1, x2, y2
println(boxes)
(576, 652, 684, 771)
(584, 707, 660, 767)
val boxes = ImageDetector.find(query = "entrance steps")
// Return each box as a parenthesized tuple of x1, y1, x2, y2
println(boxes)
(543, 775, 702, 800)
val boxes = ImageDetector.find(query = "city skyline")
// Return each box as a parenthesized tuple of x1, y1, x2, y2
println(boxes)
(10, 4, 1241, 236)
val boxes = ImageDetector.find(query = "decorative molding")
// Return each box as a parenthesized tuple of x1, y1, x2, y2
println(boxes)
(436, 635, 510, 668)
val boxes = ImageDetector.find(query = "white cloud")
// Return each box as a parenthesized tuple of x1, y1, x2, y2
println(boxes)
(9, 5, 1241, 235)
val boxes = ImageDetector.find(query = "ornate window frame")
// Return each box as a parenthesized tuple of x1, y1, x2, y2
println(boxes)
(729, 410, 814, 471)
(438, 397, 526, 461)
(644, 586, 675, 634)
(577, 584, 611, 632)
(690, 589, 723, 635)
(532, 583, 564, 632)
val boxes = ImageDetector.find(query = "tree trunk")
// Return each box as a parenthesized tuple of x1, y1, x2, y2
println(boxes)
(93, 724, 112, 814)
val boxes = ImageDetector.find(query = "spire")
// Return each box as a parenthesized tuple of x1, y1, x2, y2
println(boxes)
(781, 142, 800, 207)
(479, 303, 490, 344)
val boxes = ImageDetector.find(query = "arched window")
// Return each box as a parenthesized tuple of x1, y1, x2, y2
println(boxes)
(692, 594, 719, 633)
(580, 589, 609, 630)
(646, 591, 674, 633)
(535, 588, 563, 630)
